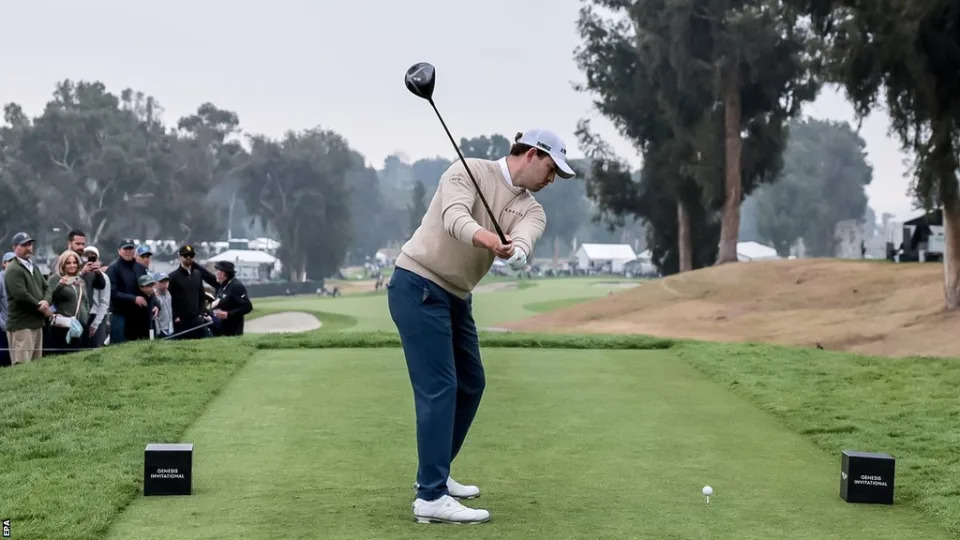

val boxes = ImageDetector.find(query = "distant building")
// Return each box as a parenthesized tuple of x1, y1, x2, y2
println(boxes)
(375, 248, 402, 266)
(575, 243, 638, 273)
(205, 249, 280, 282)
(736, 241, 780, 261)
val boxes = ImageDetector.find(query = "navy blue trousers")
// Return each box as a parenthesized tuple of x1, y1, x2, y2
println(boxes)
(387, 268, 485, 501)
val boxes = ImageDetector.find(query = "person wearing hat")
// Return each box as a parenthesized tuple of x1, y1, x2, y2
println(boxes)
(104, 239, 148, 344)
(153, 272, 174, 338)
(209, 261, 253, 337)
(0, 251, 15, 366)
(388, 129, 573, 524)
(125, 274, 160, 341)
(82, 246, 111, 348)
(3, 232, 52, 365)
(167, 244, 218, 339)
(135, 245, 153, 270)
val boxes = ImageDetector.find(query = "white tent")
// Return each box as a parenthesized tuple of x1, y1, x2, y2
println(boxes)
(575, 243, 638, 273)
(736, 241, 780, 261)
(205, 249, 279, 282)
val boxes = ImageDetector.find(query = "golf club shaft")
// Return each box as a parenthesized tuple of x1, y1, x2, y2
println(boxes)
(427, 99, 509, 245)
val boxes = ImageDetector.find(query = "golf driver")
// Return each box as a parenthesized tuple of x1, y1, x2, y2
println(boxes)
(404, 62, 509, 245)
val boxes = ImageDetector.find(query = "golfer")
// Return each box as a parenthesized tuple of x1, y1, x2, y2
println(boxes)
(388, 128, 575, 524)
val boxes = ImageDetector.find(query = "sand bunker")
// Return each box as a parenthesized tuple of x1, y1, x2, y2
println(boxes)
(246, 312, 323, 334)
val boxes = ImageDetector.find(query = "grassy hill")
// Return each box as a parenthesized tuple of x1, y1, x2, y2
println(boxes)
(501, 259, 959, 358)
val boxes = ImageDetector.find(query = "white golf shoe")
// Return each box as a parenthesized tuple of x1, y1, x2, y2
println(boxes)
(413, 476, 481, 499)
(413, 494, 491, 524)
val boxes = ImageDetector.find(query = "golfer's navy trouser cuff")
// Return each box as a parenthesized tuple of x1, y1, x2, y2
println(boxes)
(387, 268, 485, 502)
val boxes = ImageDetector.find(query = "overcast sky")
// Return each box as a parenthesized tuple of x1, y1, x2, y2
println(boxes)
(0, 0, 919, 221)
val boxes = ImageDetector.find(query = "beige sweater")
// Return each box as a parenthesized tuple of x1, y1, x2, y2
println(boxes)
(395, 157, 546, 298)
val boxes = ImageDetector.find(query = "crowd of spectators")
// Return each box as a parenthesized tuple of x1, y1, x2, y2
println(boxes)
(1, 230, 254, 367)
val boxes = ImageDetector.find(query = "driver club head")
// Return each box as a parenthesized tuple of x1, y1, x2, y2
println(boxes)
(405, 62, 436, 101)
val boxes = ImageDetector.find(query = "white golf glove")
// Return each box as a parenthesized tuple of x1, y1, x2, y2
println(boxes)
(505, 248, 527, 270)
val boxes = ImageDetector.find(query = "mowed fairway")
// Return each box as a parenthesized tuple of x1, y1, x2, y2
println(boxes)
(248, 277, 640, 332)
(103, 348, 947, 540)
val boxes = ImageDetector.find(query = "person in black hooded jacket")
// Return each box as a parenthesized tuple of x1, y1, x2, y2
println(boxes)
(105, 239, 148, 344)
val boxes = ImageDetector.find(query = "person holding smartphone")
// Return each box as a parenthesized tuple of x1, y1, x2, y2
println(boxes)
(81, 246, 111, 348)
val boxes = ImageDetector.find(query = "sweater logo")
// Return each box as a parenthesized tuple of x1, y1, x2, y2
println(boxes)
(504, 207, 523, 217)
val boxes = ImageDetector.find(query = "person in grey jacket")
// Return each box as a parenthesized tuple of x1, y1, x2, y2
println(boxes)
(0, 251, 13, 366)
(81, 246, 111, 348)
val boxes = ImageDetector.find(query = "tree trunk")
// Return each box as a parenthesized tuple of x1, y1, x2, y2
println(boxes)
(678, 198, 693, 272)
(716, 61, 742, 265)
(942, 191, 960, 310)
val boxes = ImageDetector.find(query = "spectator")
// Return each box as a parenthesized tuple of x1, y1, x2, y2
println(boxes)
(3, 232, 51, 365)
(67, 230, 106, 293)
(167, 244, 218, 339)
(126, 274, 160, 341)
(135, 245, 153, 269)
(82, 246, 111, 348)
(44, 250, 89, 354)
(0, 251, 13, 367)
(153, 273, 174, 338)
(210, 261, 253, 336)
(105, 239, 147, 345)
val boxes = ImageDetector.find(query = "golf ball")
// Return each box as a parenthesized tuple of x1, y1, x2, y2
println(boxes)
(702, 486, 713, 496)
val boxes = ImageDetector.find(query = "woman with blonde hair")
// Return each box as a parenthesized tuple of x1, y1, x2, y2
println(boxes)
(43, 249, 89, 353)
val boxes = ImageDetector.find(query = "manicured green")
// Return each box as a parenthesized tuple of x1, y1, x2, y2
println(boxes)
(0, 339, 254, 540)
(2, 327, 959, 538)
(677, 340, 960, 535)
(248, 276, 642, 332)
(103, 348, 948, 540)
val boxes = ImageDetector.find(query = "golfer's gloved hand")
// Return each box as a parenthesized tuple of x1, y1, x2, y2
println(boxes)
(505, 248, 527, 270)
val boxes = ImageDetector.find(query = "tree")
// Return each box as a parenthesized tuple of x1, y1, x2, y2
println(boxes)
(345, 164, 393, 264)
(239, 128, 360, 282)
(0, 104, 43, 245)
(753, 118, 872, 257)
(574, 0, 819, 272)
(169, 102, 246, 244)
(408, 180, 428, 235)
(14, 81, 161, 248)
(785, 0, 960, 310)
(460, 134, 510, 160)
(574, 0, 722, 273)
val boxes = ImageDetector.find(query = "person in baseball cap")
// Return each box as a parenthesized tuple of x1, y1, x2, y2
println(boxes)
(135, 245, 153, 269)
(514, 128, 576, 180)
(387, 127, 576, 524)
(12, 232, 34, 246)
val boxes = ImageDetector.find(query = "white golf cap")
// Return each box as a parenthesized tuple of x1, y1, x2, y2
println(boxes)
(517, 128, 576, 179)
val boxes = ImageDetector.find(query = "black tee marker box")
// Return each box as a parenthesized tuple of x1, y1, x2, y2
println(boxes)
(144, 443, 193, 496)
(840, 450, 895, 504)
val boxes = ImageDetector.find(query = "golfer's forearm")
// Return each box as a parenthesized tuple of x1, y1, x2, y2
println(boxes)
(508, 207, 546, 257)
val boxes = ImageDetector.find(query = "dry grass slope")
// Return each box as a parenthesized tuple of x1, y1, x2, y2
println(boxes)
(502, 259, 960, 358)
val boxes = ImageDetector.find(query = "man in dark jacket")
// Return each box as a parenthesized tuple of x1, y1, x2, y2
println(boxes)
(210, 261, 253, 336)
(4, 232, 51, 364)
(105, 239, 148, 344)
(167, 244, 218, 339)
